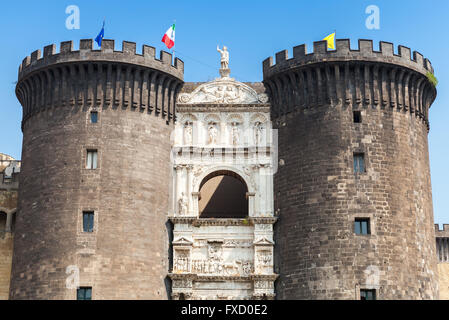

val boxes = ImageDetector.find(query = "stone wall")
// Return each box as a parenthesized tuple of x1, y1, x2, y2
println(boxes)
(0, 159, 20, 300)
(438, 264, 449, 299)
(264, 39, 438, 299)
(0, 233, 13, 300)
(10, 40, 183, 299)
(435, 225, 449, 299)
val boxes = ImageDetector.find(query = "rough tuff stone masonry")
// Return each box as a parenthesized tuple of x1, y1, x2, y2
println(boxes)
(10, 40, 183, 299)
(264, 39, 438, 299)
(1, 38, 445, 299)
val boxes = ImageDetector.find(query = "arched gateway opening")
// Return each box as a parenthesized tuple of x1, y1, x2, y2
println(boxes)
(198, 170, 248, 218)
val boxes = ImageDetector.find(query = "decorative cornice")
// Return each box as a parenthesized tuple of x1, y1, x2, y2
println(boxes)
(252, 217, 278, 224)
(172, 146, 272, 155)
(168, 273, 197, 280)
(176, 103, 270, 113)
(169, 273, 253, 282)
(168, 216, 277, 225)
(168, 216, 197, 224)
(192, 218, 253, 227)
(250, 274, 279, 281)
(169, 273, 278, 282)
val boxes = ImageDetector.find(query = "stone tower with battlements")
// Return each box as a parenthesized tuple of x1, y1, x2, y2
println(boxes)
(10, 39, 183, 299)
(263, 39, 438, 299)
(5, 37, 443, 300)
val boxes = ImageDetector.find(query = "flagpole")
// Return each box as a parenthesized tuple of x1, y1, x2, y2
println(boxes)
(334, 29, 336, 50)
(172, 20, 176, 65)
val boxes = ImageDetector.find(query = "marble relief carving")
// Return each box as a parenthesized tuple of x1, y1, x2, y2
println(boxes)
(170, 47, 276, 300)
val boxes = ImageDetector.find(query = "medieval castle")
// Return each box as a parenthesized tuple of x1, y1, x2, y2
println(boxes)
(1, 37, 448, 300)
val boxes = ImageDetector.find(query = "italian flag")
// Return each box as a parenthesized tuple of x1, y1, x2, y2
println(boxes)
(162, 24, 175, 49)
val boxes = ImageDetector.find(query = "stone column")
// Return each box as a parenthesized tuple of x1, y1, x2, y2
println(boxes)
(220, 120, 226, 145)
(256, 164, 264, 216)
(187, 165, 194, 215)
(266, 165, 274, 214)
(175, 165, 183, 215)
(192, 192, 200, 217)
(247, 192, 256, 217)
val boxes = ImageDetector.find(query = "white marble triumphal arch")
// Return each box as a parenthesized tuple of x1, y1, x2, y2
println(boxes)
(168, 48, 278, 299)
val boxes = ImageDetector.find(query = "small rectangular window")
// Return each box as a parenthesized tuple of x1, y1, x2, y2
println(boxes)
(353, 153, 365, 173)
(86, 150, 98, 169)
(77, 287, 92, 300)
(353, 111, 361, 123)
(83, 212, 94, 232)
(360, 289, 376, 300)
(355, 218, 370, 235)
(90, 111, 98, 123)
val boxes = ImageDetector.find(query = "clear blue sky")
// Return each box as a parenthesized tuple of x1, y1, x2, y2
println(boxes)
(0, 0, 448, 224)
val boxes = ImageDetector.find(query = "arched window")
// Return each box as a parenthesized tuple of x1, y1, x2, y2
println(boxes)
(0, 211, 6, 232)
(199, 170, 248, 218)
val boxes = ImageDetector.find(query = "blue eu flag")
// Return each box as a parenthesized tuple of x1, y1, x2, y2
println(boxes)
(95, 21, 105, 47)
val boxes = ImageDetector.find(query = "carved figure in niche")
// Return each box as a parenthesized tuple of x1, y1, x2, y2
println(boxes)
(178, 192, 188, 215)
(231, 122, 240, 145)
(184, 122, 193, 145)
(208, 123, 218, 144)
(254, 121, 264, 145)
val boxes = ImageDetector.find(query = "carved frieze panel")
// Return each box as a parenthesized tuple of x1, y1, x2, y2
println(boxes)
(191, 259, 253, 276)
(171, 67, 276, 300)
(174, 249, 191, 273)
(254, 280, 274, 290)
(178, 79, 268, 104)
(172, 278, 193, 289)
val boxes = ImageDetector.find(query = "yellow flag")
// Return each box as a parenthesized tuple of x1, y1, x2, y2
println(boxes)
(323, 32, 336, 50)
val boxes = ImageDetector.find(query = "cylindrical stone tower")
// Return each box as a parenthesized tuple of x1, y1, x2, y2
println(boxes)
(10, 39, 183, 299)
(263, 39, 438, 299)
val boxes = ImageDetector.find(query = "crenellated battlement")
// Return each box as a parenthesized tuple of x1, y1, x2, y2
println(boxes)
(15, 39, 184, 128)
(435, 224, 449, 236)
(262, 39, 437, 126)
(19, 39, 183, 80)
(263, 39, 433, 78)
(435, 224, 449, 263)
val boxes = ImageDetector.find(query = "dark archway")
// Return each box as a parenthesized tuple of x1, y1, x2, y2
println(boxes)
(199, 170, 248, 218)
